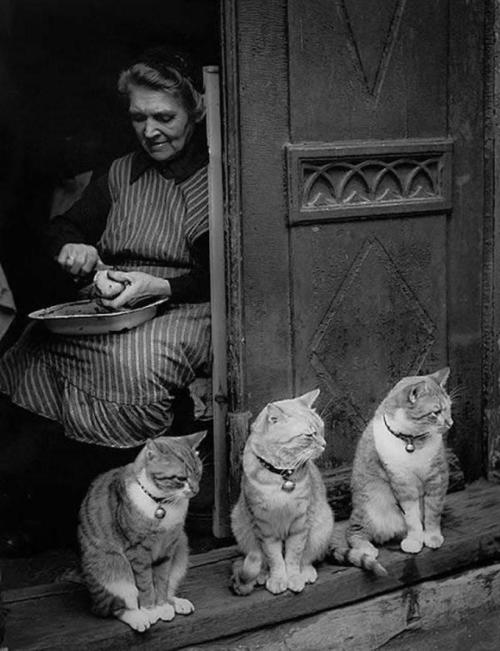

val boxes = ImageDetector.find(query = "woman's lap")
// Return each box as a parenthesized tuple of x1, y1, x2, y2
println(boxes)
(0, 302, 211, 446)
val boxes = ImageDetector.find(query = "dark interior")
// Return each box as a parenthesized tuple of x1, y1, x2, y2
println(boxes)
(0, 0, 220, 315)
(0, 0, 222, 573)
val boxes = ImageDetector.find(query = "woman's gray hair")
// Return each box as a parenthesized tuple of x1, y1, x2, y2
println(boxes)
(118, 62, 205, 122)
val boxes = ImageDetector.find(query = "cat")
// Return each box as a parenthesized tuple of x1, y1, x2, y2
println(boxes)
(78, 432, 205, 632)
(231, 389, 334, 596)
(329, 368, 453, 576)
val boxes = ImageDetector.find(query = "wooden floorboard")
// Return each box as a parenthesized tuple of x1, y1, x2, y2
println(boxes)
(4, 480, 500, 650)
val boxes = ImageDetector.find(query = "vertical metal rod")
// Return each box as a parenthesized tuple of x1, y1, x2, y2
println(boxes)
(203, 66, 230, 536)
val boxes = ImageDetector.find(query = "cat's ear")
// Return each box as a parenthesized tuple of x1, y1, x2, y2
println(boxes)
(430, 366, 450, 387)
(145, 438, 160, 460)
(297, 388, 320, 408)
(184, 430, 207, 450)
(407, 381, 426, 404)
(266, 403, 286, 424)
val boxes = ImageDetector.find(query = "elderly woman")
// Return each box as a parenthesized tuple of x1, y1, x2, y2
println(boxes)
(0, 49, 211, 451)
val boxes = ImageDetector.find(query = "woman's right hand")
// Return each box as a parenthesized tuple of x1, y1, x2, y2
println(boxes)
(57, 243, 100, 277)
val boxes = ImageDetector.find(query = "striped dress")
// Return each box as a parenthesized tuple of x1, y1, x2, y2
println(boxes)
(0, 154, 211, 447)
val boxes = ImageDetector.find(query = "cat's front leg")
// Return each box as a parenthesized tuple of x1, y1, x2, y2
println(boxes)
(261, 537, 288, 594)
(129, 557, 159, 625)
(284, 530, 310, 593)
(154, 535, 193, 619)
(399, 499, 424, 553)
(423, 474, 447, 549)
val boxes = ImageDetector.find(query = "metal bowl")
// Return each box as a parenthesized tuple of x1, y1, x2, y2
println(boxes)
(28, 297, 170, 336)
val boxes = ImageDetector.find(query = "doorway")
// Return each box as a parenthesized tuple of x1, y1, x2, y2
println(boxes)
(0, 0, 224, 587)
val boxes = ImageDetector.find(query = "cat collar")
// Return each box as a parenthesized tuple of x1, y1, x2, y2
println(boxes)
(255, 455, 302, 492)
(383, 415, 426, 453)
(136, 477, 170, 519)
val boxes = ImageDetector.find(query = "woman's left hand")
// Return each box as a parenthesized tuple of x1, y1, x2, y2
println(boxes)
(99, 270, 171, 310)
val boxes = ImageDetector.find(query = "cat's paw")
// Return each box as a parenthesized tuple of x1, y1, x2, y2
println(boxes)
(287, 573, 306, 593)
(171, 597, 195, 615)
(154, 603, 176, 622)
(119, 608, 152, 632)
(401, 536, 423, 554)
(301, 564, 318, 584)
(423, 531, 444, 549)
(142, 607, 161, 625)
(266, 573, 288, 595)
(256, 569, 269, 585)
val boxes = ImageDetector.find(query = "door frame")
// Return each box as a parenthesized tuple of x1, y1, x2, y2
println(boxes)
(485, 0, 500, 483)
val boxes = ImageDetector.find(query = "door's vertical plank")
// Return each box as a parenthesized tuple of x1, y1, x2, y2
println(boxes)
(236, 0, 292, 412)
(448, 0, 485, 480)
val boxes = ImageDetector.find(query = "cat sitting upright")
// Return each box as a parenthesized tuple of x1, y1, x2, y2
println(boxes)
(78, 432, 205, 632)
(330, 368, 453, 575)
(231, 389, 334, 596)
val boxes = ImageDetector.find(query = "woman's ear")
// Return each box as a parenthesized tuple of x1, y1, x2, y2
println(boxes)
(193, 94, 206, 123)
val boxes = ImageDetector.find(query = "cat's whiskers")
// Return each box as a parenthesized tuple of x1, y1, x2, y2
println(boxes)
(448, 386, 463, 402)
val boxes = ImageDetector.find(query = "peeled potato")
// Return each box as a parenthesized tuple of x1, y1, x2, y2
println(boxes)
(94, 270, 125, 299)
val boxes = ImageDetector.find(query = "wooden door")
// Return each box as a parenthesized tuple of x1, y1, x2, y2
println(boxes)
(225, 0, 486, 498)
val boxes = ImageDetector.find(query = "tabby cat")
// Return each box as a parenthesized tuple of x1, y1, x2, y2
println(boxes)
(78, 432, 205, 632)
(231, 389, 334, 596)
(330, 368, 452, 575)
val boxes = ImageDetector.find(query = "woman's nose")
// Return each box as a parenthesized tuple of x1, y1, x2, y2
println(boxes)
(144, 118, 158, 138)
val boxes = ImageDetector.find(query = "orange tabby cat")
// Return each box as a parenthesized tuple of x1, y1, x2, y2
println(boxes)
(231, 389, 334, 596)
(330, 368, 452, 575)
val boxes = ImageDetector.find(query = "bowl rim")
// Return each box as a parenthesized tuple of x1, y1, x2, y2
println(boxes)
(28, 296, 170, 322)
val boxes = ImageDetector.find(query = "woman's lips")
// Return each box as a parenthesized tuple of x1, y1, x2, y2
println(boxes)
(148, 141, 169, 149)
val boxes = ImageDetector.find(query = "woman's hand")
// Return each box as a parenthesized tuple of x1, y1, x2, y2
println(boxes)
(99, 270, 171, 310)
(57, 243, 100, 277)
(93, 270, 126, 299)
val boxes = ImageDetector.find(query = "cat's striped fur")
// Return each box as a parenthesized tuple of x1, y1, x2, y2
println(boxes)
(231, 389, 334, 596)
(330, 368, 452, 575)
(78, 432, 205, 632)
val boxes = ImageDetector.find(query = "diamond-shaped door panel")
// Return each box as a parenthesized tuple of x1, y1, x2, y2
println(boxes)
(310, 236, 437, 464)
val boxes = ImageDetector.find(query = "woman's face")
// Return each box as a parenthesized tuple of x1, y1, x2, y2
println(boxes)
(128, 83, 194, 163)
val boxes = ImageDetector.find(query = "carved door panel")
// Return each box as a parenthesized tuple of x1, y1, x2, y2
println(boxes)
(233, 0, 484, 484)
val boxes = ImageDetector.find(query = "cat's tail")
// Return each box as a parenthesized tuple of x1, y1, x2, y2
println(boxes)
(328, 545, 388, 577)
(327, 527, 388, 577)
(230, 550, 263, 596)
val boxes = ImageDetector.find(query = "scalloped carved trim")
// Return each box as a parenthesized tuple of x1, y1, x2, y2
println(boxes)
(287, 139, 453, 225)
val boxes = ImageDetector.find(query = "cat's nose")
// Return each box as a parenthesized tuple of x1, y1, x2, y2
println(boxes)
(185, 481, 198, 497)
(445, 417, 454, 428)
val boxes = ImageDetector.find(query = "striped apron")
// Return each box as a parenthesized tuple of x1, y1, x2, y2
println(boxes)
(0, 154, 211, 447)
